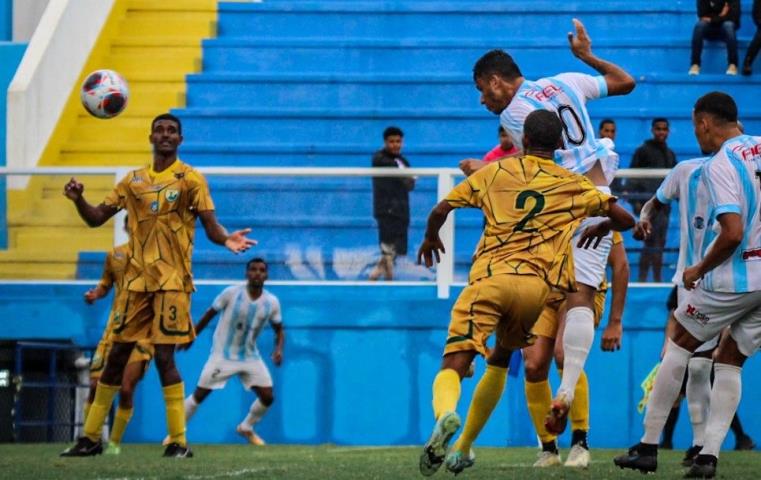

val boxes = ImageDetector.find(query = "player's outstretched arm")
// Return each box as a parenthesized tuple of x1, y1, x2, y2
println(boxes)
(63, 177, 118, 227)
(567, 18, 635, 96)
(417, 200, 453, 267)
(683, 212, 743, 290)
(197, 210, 257, 254)
(577, 201, 635, 249)
(602, 241, 628, 352)
(271, 323, 284, 366)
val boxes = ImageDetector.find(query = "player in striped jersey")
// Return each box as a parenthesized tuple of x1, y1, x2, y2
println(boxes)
(615, 92, 761, 478)
(472, 18, 636, 435)
(179, 258, 284, 445)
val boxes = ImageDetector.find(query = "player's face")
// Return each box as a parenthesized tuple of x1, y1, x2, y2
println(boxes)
(651, 121, 669, 143)
(384, 135, 403, 156)
(246, 262, 268, 286)
(599, 123, 616, 141)
(692, 112, 712, 153)
(150, 120, 183, 155)
(475, 76, 511, 115)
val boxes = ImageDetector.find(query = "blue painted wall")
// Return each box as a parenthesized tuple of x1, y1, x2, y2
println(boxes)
(0, 42, 25, 249)
(1, 283, 759, 450)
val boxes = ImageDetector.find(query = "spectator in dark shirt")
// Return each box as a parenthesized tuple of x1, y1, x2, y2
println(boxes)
(369, 126, 415, 281)
(630, 118, 677, 282)
(689, 0, 741, 75)
(742, 0, 761, 75)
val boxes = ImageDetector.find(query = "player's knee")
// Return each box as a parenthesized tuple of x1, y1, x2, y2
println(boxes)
(259, 390, 274, 406)
(523, 357, 550, 382)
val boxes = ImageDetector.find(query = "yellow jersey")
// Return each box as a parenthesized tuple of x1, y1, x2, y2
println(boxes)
(445, 155, 612, 291)
(96, 243, 129, 343)
(103, 159, 214, 292)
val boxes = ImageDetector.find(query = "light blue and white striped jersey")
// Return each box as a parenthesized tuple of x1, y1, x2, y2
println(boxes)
(500, 72, 618, 184)
(209, 285, 282, 361)
(701, 134, 761, 293)
(655, 157, 710, 287)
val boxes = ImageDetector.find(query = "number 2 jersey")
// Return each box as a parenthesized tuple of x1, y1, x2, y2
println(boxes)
(500, 73, 618, 184)
(445, 155, 613, 291)
(701, 134, 761, 293)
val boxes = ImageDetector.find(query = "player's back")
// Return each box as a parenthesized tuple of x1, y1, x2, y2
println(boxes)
(501, 73, 615, 181)
(701, 134, 761, 292)
(446, 155, 611, 291)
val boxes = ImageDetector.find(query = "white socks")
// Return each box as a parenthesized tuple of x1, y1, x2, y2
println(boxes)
(686, 357, 713, 447)
(641, 339, 692, 445)
(701, 363, 742, 458)
(242, 399, 269, 428)
(558, 306, 595, 402)
(184, 395, 199, 421)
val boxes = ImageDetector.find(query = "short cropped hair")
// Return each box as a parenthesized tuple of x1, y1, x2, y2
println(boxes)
(651, 117, 669, 127)
(246, 257, 268, 270)
(498, 125, 506, 134)
(473, 49, 523, 82)
(151, 113, 182, 135)
(694, 92, 738, 124)
(383, 126, 403, 139)
(598, 118, 615, 130)
(524, 110, 562, 150)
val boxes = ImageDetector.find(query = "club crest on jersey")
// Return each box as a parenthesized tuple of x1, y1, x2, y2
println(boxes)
(685, 304, 709, 324)
(165, 189, 179, 202)
(150, 200, 159, 212)
(693, 216, 705, 229)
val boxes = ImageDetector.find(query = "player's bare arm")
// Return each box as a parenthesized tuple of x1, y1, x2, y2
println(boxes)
(602, 241, 628, 352)
(83, 284, 110, 305)
(197, 210, 257, 254)
(683, 212, 743, 290)
(633, 196, 667, 241)
(272, 323, 284, 366)
(177, 307, 218, 351)
(417, 200, 452, 267)
(577, 201, 635, 249)
(63, 177, 118, 227)
(458, 158, 486, 177)
(567, 18, 635, 96)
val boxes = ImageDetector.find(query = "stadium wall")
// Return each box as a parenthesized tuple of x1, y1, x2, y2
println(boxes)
(0, 282, 758, 450)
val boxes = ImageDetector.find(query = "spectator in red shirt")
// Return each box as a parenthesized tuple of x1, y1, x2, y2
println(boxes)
(459, 126, 519, 176)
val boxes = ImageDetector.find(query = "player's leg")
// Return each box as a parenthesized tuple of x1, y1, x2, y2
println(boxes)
(523, 331, 561, 467)
(682, 341, 716, 466)
(85, 340, 109, 422)
(106, 356, 148, 454)
(237, 359, 275, 445)
(730, 414, 755, 450)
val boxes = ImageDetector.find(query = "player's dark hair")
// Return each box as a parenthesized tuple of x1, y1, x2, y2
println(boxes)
(694, 92, 738, 124)
(598, 118, 615, 130)
(473, 49, 523, 82)
(652, 117, 669, 127)
(523, 110, 562, 150)
(246, 257, 268, 270)
(383, 126, 403, 139)
(151, 113, 182, 135)
(498, 125, 506, 134)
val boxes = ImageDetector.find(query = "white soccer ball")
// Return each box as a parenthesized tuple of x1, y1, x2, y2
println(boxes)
(80, 69, 129, 119)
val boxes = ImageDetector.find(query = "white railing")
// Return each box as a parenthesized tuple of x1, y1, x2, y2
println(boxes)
(0, 166, 671, 298)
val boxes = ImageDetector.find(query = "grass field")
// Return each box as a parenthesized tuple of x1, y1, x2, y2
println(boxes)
(0, 444, 759, 479)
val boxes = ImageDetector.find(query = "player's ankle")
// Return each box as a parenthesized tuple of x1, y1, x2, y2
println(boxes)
(571, 429, 588, 449)
(541, 440, 559, 454)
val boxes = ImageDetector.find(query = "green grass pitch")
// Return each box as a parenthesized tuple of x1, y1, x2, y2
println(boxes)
(0, 444, 759, 479)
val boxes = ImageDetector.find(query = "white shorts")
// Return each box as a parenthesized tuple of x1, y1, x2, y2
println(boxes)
(572, 188, 613, 289)
(675, 287, 761, 357)
(675, 287, 718, 354)
(197, 356, 273, 390)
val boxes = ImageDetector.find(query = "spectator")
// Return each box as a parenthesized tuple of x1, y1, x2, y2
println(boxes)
(742, 0, 761, 75)
(689, 0, 741, 75)
(458, 125, 519, 176)
(598, 118, 616, 141)
(369, 126, 415, 281)
(630, 118, 677, 282)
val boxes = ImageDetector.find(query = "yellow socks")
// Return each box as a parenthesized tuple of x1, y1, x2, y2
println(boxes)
(570, 370, 590, 432)
(454, 364, 507, 454)
(83, 383, 119, 442)
(163, 382, 187, 446)
(432, 369, 461, 420)
(525, 378, 556, 444)
(109, 407, 134, 445)
(83, 401, 92, 423)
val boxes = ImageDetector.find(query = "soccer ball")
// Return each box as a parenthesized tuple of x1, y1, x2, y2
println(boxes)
(80, 69, 129, 119)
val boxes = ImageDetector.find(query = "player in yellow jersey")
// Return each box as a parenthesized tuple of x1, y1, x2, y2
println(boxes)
(61, 113, 256, 458)
(524, 232, 629, 468)
(84, 216, 154, 455)
(417, 110, 635, 476)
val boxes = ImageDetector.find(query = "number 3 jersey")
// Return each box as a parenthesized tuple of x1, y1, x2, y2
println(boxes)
(700, 134, 761, 293)
(500, 73, 618, 184)
(445, 155, 612, 291)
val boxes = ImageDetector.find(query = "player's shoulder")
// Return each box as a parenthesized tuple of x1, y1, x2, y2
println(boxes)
(262, 289, 280, 305)
(112, 243, 130, 259)
(120, 167, 150, 186)
(673, 157, 709, 174)
(175, 160, 207, 184)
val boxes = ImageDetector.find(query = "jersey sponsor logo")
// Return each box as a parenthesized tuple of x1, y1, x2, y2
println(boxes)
(732, 143, 761, 162)
(523, 84, 562, 102)
(131, 176, 143, 183)
(685, 304, 710, 324)
(693, 216, 705, 229)
(165, 189, 179, 202)
(742, 247, 761, 261)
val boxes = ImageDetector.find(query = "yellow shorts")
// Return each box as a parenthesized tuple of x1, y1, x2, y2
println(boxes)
(530, 288, 608, 340)
(444, 274, 550, 356)
(111, 290, 195, 344)
(90, 339, 154, 380)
